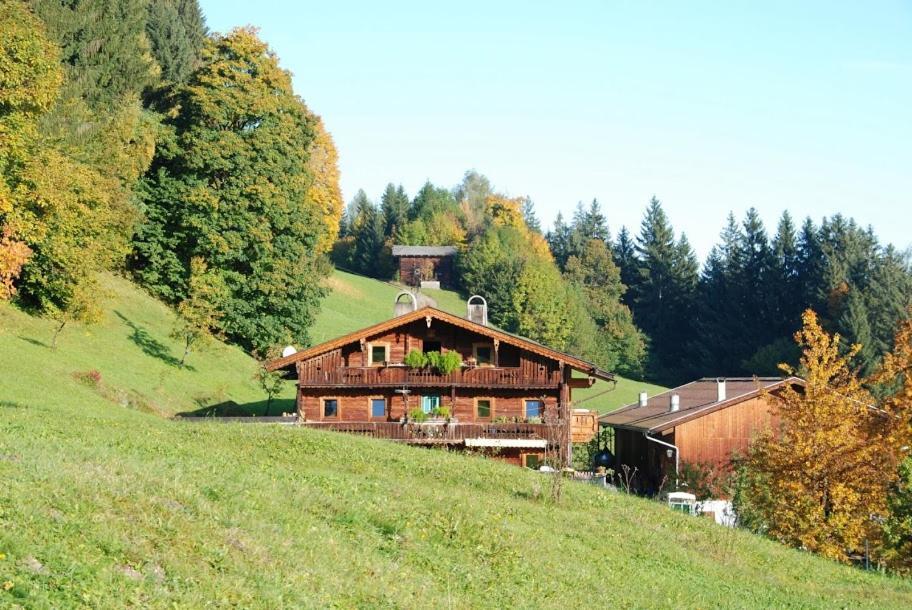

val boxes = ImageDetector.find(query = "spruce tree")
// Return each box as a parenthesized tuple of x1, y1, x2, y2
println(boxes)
(380, 183, 409, 239)
(632, 197, 699, 383)
(612, 226, 638, 304)
(146, 0, 208, 84)
(546, 212, 573, 270)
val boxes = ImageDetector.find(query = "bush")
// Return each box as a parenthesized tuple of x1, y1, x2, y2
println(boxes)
(408, 407, 428, 423)
(426, 350, 462, 375)
(404, 349, 428, 369)
(432, 406, 451, 419)
(73, 369, 102, 387)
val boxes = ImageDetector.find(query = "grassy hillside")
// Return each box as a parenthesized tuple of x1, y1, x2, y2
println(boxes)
(3, 395, 911, 607)
(0, 274, 289, 418)
(1, 272, 910, 607)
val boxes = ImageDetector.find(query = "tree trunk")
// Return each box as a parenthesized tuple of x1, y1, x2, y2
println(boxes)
(180, 337, 192, 368)
(51, 320, 66, 350)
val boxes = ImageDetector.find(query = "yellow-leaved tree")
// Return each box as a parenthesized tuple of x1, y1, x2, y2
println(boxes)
(741, 309, 911, 562)
(305, 113, 343, 255)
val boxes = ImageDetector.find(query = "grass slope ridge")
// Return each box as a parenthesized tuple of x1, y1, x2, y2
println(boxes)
(2, 400, 911, 607)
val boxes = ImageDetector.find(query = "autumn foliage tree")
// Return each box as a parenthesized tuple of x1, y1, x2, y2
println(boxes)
(740, 309, 912, 563)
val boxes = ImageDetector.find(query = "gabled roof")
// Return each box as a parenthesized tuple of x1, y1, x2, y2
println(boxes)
(599, 377, 804, 433)
(391, 245, 458, 257)
(265, 306, 614, 381)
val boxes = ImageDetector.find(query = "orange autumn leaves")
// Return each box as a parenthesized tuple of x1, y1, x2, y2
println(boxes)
(743, 309, 912, 565)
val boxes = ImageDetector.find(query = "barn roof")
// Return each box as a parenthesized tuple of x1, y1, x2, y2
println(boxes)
(599, 377, 804, 433)
(391, 245, 458, 257)
(265, 305, 615, 382)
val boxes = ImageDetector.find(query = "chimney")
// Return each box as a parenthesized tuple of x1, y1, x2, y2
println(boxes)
(394, 291, 418, 317)
(638, 392, 648, 407)
(467, 295, 488, 326)
(716, 378, 727, 402)
(669, 394, 680, 413)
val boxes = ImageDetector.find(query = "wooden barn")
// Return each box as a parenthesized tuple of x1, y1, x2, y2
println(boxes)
(266, 299, 611, 467)
(391, 245, 457, 288)
(599, 377, 803, 494)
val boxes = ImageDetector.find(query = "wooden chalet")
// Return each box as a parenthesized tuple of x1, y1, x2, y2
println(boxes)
(391, 245, 457, 288)
(599, 377, 803, 493)
(266, 300, 613, 466)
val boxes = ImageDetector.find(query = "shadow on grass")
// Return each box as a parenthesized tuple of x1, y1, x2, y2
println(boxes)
(177, 397, 296, 418)
(113, 311, 193, 370)
(17, 335, 49, 348)
(0, 400, 26, 408)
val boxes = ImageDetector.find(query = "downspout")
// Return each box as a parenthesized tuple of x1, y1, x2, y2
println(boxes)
(645, 432, 679, 487)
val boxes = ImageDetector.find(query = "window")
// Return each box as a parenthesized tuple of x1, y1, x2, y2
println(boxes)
(522, 453, 542, 469)
(370, 397, 386, 418)
(423, 340, 441, 354)
(476, 398, 492, 419)
(421, 395, 440, 414)
(368, 343, 389, 366)
(524, 399, 544, 418)
(322, 398, 339, 418)
(473, 343, 493, 366)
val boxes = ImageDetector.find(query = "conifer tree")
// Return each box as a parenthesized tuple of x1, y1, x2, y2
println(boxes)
(631, 197, 699, 382)
(146, 0, 207, 84)
(380, 183, 409, 239)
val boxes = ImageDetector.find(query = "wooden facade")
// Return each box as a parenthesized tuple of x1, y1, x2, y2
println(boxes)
(267, 306, 613, 466)
(391, 246, 457, 287)
(601, 377, 801, 494)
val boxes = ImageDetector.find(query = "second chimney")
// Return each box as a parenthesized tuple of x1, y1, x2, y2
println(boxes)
(669, 394, 680, 412)
(716, 378, 727, 402)
(638, 392, 648, 407)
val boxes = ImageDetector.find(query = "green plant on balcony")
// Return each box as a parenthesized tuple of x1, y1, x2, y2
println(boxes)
(403, 349, 429, 369)
(408, 407, 428, 423)
(431, 406, 451, 420)
(426, 351, 462, 375)
(526, 416, 543, 424)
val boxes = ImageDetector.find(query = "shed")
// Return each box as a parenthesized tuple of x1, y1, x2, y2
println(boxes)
(392, 245, 457, 288)
(599, 377, 803, 494)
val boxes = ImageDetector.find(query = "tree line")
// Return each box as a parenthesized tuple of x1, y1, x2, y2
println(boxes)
(1, 1, 343, 357)
(335, 172, 646, 377)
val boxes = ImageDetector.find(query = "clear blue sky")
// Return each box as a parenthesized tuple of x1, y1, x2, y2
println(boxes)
(200, 0, 911, 258)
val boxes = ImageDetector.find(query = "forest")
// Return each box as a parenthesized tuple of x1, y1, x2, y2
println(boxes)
(338, 176, 912, 385)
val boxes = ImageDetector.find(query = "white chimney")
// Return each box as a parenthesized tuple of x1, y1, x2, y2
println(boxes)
(638, 392, 648, 407)
(716, 378, 727, 402)
(669, 394, 680, 413)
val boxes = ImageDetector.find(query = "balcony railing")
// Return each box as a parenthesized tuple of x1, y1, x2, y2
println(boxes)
(298, 365, 560, 388)
(300, 421, 559, 444)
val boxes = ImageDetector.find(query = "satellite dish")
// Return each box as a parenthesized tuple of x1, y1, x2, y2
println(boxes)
(281, 345, 297, 358)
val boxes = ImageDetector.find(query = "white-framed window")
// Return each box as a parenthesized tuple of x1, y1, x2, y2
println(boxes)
(421, 395, 441, 414)
(368, 342, 390, 366)
(369, 397, 387, 419)
(524, 399, 544, 419)
(322, 397, 340, 419)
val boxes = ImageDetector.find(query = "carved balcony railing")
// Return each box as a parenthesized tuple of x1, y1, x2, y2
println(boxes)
(298, 365, 560, 388)
(299, 421, 559, 445)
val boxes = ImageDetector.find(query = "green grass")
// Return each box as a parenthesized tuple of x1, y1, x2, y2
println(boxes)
(573, 375, 668, 414)
(0, 274, 293, 418)
(3, 393, 912, 607)
(1, 272, 910, 607)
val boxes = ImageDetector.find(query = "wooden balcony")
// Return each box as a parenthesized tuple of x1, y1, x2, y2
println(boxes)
(298, 365, 561, 388)
(300, 421, 559, 446)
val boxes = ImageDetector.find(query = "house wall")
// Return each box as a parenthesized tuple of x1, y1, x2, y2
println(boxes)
(674, 395, 778, 466)
(298, 388, 560, 422)
(336, 319, 549, 373)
